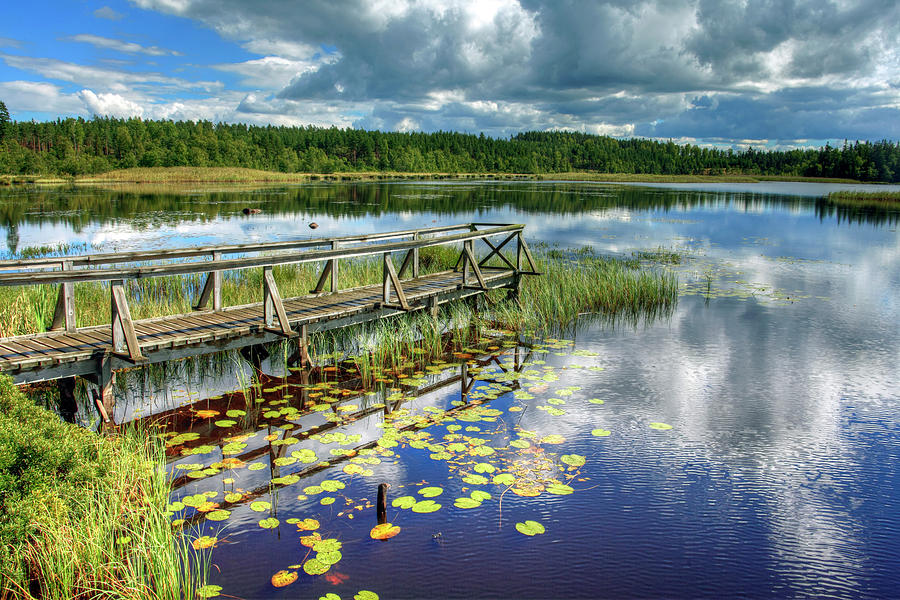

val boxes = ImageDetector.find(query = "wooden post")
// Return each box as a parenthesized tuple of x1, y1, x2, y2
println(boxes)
(57, 376, 77, 423)
(90, 357, 115, 425)
(50, 260, 76, 332)
(331, 241, 339, 293)
(383, 253, 392, 305)
(299, 324, 310, 367)
(263, 266, 293, 336)
(382, 253, 409, 309)
(110, 280, 145, 361)
(462, 240, 472, 285)
(429, 295, 439, 319)
(412, 232, 420, 278)
(193, 251, 223, 311)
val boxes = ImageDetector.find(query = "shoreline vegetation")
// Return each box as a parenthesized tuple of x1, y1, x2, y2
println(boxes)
(0, 377, 207, 599)
(0, 166, 875, 186)
(825, 190, 900, 208)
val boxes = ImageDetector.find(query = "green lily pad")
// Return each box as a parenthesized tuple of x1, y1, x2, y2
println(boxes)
(354, 591, 379, 600)
(515, 520, 546, 536)
(248, 462, 266, 470)
(650, 422, 673, 430)
(540, 434, 566, 444)
(411, 500, 442, 513)
(493, 473, 516, 486)
(470, 490, 492, 501)
(560, 454, 586, 467)
(418, 486, 443, 498)
(272, 474, 300, 485)
(321, 496, 336, 505)
(462, 474, 489, 485)
(250, 501, 271, 512)
(509, 439, 530, 449)
(320, 479, 346, 492)
(320, 594, 341, 600)
(474, 462, 496, 474)
(206, 510, 230, 521)
(259, 517, 279, 529)
(588, 398, 605, 404)
(313, 538, 342, 553)
(273, 456, 296, 467)
(546, 408, 566, 416)
(196, 584, 223, 598)
(591, 428, 611, 437)
(316, 550, 342, 566)
(303, 558, 330, 575)
(454, 497, 481, 509)
(225, 409, 246, 418)
(304, 485, 323, 495)
(214, 420, 236, 428)
(546, 483, 574, 495)
(392, 495, 416, 509)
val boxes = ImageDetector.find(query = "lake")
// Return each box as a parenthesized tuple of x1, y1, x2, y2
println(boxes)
(2, 180, 899, 599)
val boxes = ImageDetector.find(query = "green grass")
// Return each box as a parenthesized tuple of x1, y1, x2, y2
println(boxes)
(0, 376, 207, 599)
(825, 190, 900, 208)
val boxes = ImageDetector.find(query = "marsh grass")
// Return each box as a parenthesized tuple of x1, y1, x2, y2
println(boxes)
(0, 376, 207, 599)
(825, 190, 900, 208)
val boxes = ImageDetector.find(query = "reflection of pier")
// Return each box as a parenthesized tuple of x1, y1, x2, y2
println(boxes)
(0, 223, 537, 419)
(161, 346, 531, 527)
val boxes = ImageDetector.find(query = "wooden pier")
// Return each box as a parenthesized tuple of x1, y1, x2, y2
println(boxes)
(0, 223, 537, 418)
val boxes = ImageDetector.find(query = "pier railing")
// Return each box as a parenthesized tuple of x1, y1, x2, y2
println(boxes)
(0, 223, 537, 362)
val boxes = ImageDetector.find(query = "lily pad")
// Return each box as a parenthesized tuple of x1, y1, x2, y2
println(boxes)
(303, 558, 330, 575)
(320, 594, 341, 600)
(454, 497, 482, 509)
(546, 483, 574, 495)
(206, 510, 230, 522)
(271, 569, 298, 588)
(509, 439, 530, 449)
(296, 518, 320, 531)
(462, 474, 489, 485)
(540, 434, 566, 444)
(591, 428, 611, 437)
(196, 584, 223, 598)
(474, 462, 496, 474)
(649, 422, 673, 430)
(392, 495, 416, 509)
(250, 501, 271, 512)
(259, 517, 279, 529)
(515, 520, 546, 536)
(313, 538, 342, 553)
(418, 486, 443, 498)
(321, 497, 336, 506)
(354, 591, 379, 600)
(316, 550, 342, 566)
(588, 398, 605, 404)
(226, 409, 246, 418)
(411, 500, 442, 513)
(320, 479, 346, 492)
(493, 473, 516, 486)
(248, 462, 266, 470)
(214, 420, 236, 428)
(370, 523, 401, 540)
(470, 490, 492, 501)
(560, 454, 586, 467)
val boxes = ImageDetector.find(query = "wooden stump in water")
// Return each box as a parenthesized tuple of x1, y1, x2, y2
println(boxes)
(377, 482, 390, 525)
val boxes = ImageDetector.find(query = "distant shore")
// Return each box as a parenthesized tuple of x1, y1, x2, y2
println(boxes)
(0, 166, 874, 187)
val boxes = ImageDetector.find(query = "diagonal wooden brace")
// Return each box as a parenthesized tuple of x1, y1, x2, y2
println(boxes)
(397, 247, 416, 278)
(194, 252, 223, 311)
(382, 253, 410, 310)
(110, 279, 145, 362)
(311, 259, 334, 293)
(518, 233, 538, 272)
(478, 232, 518, 270)
(462, 244, 487, 290)
(263, 266, 295, 336)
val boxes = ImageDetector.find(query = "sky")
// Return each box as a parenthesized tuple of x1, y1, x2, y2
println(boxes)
(1, 0, 899, 149)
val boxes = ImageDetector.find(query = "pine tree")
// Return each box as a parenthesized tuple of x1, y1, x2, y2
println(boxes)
(0, 100, 10, 142)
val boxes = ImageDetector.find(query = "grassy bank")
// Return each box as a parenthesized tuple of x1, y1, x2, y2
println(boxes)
(0, 376, 205, 599)
(0, 166, 869, 187)
(825, 190, 900, 208)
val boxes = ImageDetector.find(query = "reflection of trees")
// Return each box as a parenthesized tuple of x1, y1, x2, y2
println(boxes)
(814, 199, 900, 226)
(3, 183, 894, 231)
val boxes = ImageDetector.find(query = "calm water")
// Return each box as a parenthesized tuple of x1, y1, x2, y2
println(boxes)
(2, 181, 899, 599)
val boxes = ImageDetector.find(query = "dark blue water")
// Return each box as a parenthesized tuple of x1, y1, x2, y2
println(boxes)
(3, 181, 898, 598)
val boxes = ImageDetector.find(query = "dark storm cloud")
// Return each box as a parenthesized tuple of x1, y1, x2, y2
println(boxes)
(131, 0, 900, 143)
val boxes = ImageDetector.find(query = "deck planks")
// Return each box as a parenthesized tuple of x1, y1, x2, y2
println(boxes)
(0, 268, 515, 378)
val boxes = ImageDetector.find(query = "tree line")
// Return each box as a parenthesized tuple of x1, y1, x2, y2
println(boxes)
(0, 109, 898, 182)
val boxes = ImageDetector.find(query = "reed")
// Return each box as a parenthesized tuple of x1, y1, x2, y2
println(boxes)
(0, 376, 207, 599)
(825, 190, 900, 208)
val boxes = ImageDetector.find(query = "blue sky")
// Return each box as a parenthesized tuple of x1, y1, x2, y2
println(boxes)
(2, 1, 899, 149)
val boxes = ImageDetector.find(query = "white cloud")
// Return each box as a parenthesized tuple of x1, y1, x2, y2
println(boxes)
(78, 89, 145, 117)
(93, 6, 125, 20)
(67, 34, 182, 56)
(0, 80, 85, 115)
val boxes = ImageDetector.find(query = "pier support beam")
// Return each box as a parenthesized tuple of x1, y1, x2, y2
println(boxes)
(86, 358, 115, 425)
(57, 376, 77, 423)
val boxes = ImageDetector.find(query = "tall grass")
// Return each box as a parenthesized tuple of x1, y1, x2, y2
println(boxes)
(825, 190, 900, 208)
(0, 376, 207, 599)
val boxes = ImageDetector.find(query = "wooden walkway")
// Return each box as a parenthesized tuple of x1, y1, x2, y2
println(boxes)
(0, 223, 537, 393)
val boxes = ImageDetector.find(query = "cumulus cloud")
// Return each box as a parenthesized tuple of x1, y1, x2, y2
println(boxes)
(67, 34, 182, 56)
(0, 80, 85, 116)
(78, 89, 145, 117)
(93, 6, 125, 20)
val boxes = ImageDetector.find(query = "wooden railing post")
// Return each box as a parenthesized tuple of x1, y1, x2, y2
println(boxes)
(330, 241, 339, 292)
(412, 232, 420, 278)
(110, 279, 145, 361)
(193, 251, 223, 311)
(50, 260, 76, 332)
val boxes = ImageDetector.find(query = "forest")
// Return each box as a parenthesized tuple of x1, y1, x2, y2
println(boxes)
(0, 107, 898, 182)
